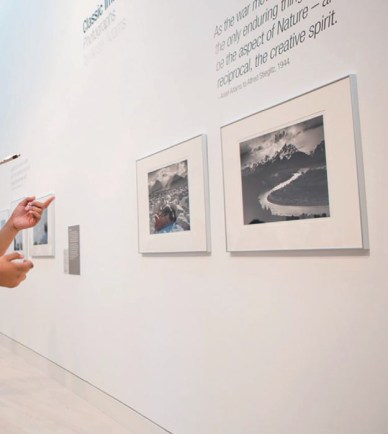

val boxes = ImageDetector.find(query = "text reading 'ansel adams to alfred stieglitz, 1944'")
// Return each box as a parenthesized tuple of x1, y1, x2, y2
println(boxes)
(214, 0, 338, 98)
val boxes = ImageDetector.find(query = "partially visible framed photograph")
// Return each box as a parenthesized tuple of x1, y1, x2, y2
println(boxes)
(10, 199, 28, 257)
(29, 194, 55, 257)
(221, 75, 368, 251)
(137, 135, 210, 253)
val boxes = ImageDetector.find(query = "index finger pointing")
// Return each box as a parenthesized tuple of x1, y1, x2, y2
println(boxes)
(42, 196, 55, 209)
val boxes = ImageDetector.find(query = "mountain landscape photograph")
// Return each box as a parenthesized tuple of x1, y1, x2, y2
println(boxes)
(148, 160, 191, 234)
(240, 115, 330, 225)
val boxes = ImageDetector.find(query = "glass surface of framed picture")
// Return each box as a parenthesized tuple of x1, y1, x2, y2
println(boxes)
(221, 75, 368, 252)
(137, 135, 210, 253)
(29, 194, 55, 257)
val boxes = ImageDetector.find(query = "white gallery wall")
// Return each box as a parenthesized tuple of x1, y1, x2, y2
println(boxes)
(0, 1, 387, 433)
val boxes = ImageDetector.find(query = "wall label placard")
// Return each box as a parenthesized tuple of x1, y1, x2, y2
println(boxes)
(68, 225, 81, 275)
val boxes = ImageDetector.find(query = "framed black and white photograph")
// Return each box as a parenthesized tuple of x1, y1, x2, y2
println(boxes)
(137, 135, 210, 253)
(221, 75, 368, 251)
(29, 194, 55, 257)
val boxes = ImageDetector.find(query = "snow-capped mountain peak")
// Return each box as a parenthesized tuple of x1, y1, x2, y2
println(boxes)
(277, 143, 299, 160)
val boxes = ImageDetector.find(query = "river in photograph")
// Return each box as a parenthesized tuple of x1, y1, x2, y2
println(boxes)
(241, 167, 330, 225)
(258, 168, 330, 218)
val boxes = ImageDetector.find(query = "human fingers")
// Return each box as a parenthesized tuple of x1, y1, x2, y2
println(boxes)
(25, 197, 55, 214)
(25, 201, 43, 212)
(26, 210, 42, 222)
(19, 273, 28, 284)
(19, 196, 36, 207)
(17, 259, 34, 272)
(43, 196, 55, 209)
(4, 252, 24, 262)
(25, 205, 44, 214)
(12, 272, 28, 288)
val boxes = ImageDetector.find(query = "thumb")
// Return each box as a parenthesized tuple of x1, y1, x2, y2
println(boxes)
(4, 252, 24, 261)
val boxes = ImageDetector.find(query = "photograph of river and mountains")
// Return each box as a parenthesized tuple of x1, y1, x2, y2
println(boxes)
(148, 160, 191, 234)
(240, 115, 330, 225)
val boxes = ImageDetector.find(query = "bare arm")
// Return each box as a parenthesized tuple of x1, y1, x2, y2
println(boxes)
(0, 220, 19, 256)
(0, 195, 55, 288)
(0, 195, 55, 256)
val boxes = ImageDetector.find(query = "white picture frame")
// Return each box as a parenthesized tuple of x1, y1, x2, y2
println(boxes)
(221, 75, 368, 252)
(29, 194, 55, 257)
(137, 135, 210, 253)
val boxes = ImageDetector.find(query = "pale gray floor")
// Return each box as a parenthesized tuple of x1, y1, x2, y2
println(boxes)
(0, 343, 134, 434)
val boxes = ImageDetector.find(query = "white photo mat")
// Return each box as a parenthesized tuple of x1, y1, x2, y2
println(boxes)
(137, 135, 210, 253)
(29, 194, 55, 257)
(221, 75, 368, 251)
